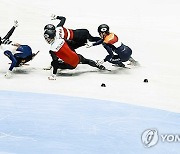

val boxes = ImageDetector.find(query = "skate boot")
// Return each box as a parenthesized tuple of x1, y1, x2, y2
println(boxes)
(128, 57, 139, 66)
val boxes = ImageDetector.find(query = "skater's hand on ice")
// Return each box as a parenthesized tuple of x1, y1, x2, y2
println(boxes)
(51, 14, 57, 20)
(48, 74, 56, 80)
(85, 42, 93, 48)
(5, 70, 12, 78)
(14, 20, 18, 27)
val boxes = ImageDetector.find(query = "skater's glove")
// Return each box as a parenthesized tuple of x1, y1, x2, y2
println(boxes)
(5, 70, 12, 78)
(85, 42, 93, 48)
(48, 74, 56, 80)
(51, 14, 57, 20)
(43, 65, 52, 70)
(14, 20, 18, 27)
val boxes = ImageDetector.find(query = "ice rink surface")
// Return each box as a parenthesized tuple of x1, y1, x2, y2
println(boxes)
(0, 0, 180, 153)
(0, 91, 180, 154)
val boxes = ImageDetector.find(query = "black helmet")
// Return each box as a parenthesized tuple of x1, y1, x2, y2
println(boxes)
(44, 29, 56, 44)
(98, 24, 109, 34)
(44, 24, 55, 31)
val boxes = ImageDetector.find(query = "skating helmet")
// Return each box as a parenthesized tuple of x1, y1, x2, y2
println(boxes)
(44, 29, 56, 44)
(44, 24, 55, 31)
(98, 24, 109, 34)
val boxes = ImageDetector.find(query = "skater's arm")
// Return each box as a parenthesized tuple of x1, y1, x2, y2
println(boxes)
(92, 39, 103, 46)
(56, 16, 66, 27)
(3, 26, 16, 40)
(3, 20, 18, 41)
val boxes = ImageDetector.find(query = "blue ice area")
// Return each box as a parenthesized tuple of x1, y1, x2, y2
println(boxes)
(0, 90, 179, 154)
